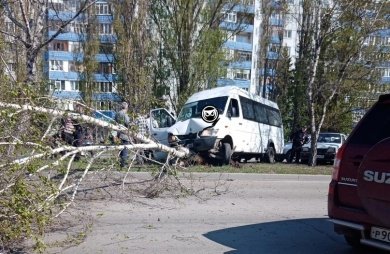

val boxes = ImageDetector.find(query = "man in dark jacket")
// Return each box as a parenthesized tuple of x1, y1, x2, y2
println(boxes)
(288, 126, 308, 163)
(115, 102, 131, 168)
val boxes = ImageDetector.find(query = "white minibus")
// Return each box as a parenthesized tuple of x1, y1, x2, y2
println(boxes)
(166, 86, 284, 164)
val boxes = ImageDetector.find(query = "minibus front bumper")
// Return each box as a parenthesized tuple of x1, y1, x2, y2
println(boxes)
(190, 136, 218, 152)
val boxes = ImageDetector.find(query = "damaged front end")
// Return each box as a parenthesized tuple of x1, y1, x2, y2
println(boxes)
(167, 118, 222, 160)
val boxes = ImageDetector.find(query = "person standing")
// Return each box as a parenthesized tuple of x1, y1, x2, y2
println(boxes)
(288, 126, 308, 163)
(115, 102, 131, 168)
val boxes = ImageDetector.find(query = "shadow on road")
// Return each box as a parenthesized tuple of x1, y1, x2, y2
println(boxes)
(204, 218, 386, 254)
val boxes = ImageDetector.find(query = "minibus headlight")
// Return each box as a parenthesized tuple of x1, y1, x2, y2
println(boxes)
(168, 133, 178, 143)
(200, 128, 219, 137)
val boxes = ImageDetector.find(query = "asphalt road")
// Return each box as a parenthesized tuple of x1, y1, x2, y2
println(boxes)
(46, 173, 383, 254)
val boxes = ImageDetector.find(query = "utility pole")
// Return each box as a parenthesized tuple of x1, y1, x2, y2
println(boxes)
(250, 0, 262, 96)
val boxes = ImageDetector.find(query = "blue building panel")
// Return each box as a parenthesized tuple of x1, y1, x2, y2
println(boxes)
(46, 51, 113, 63)
(267, 51, 278, 60)
(223, 41, 252, 52)
(220, 22, 253, 33)
(93, 93, 121, 101)
(96, 54, 114, 62)
(382, 76, 390, 84)
(260, 68, 276, 77)
(229, 61, 252, 70)
(45, 51, 83, 61)
(93, 110, 116, 122)
(223, 4, 255, 14)
(217, 78, 250, 89)
(271, 35, 281, 44)
(372, 29, 390, 37)
(270, 18, 284, 27)
(47, 10, 87, 21)
(94, 73, 115, 82)
(99, 35, 117, 43)
(49, 71, 80, 80)
(48, 31, 84, 42)
(51, 91, 82, 100)
(97, 15, 114, 23)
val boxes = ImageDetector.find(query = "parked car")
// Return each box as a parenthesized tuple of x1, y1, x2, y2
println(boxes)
(300, 132, 347, 164)
(328, 94, 390, 251)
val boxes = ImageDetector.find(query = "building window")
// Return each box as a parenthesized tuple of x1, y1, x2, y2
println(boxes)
(50, 41, 68, 51)
(99, 43, 114, 54)
(49, 2, 65, 11)
(284, 30, 292, 38)
(95, 3, 111, 15)
(70, 42, 83, 53)
(50, 80, 66, 91)
(97, 63, 113, 74)
(99, 23, 113, 35)
(72, 22, 86, 34)
(70, 81, 80, 91)
(95, 101, 112, 110)
(50, 60, 64, 71)
(223, 12, 237, 23)
(382, 68, 390, 77)
(234, 70, 250, 80)
(237, 51, 252, 61)
(97, 82, 113, 92)
(69, 61, 82, 72)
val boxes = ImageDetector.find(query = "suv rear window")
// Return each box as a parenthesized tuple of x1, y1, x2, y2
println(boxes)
(349, 102, 390, 145)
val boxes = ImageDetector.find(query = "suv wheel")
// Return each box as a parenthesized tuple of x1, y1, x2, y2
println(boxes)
(221, 143, 232, 165)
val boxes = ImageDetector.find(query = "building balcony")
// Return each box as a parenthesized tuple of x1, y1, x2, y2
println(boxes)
(223, 41, 252, 52)
(220, 21, 253, 33)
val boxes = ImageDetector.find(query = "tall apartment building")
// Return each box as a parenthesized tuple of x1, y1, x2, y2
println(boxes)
(46, 0, 119, 118)
(218, 0, 301, 98)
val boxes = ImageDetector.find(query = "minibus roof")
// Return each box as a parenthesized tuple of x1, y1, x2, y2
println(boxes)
(185, 86, 279, 109)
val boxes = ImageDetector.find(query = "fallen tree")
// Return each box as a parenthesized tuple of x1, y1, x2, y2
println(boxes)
(0, 101, 190, 252)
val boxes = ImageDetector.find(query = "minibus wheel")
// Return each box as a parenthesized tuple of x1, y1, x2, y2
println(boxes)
(266, 147, 275, 163)
(222, 143, 232, 165)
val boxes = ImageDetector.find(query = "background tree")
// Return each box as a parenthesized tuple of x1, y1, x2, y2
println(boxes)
(150, 0, 251, 112)
(112, 0, 155, 112)
(294, 0, 390, 166)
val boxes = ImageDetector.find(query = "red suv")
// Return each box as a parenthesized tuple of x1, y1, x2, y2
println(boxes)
(328, 94, 390, 251)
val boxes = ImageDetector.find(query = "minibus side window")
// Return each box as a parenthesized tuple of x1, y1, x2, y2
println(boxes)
(228, 99, 240, 117)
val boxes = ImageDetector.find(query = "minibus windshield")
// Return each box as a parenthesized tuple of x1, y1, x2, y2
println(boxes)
(177, 96, 228, 122)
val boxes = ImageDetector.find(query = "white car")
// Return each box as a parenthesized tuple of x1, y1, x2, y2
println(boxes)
(300, 132, 347, 164)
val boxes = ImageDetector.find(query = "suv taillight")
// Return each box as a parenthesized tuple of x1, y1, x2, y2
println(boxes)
(332, 144, 346, 181)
